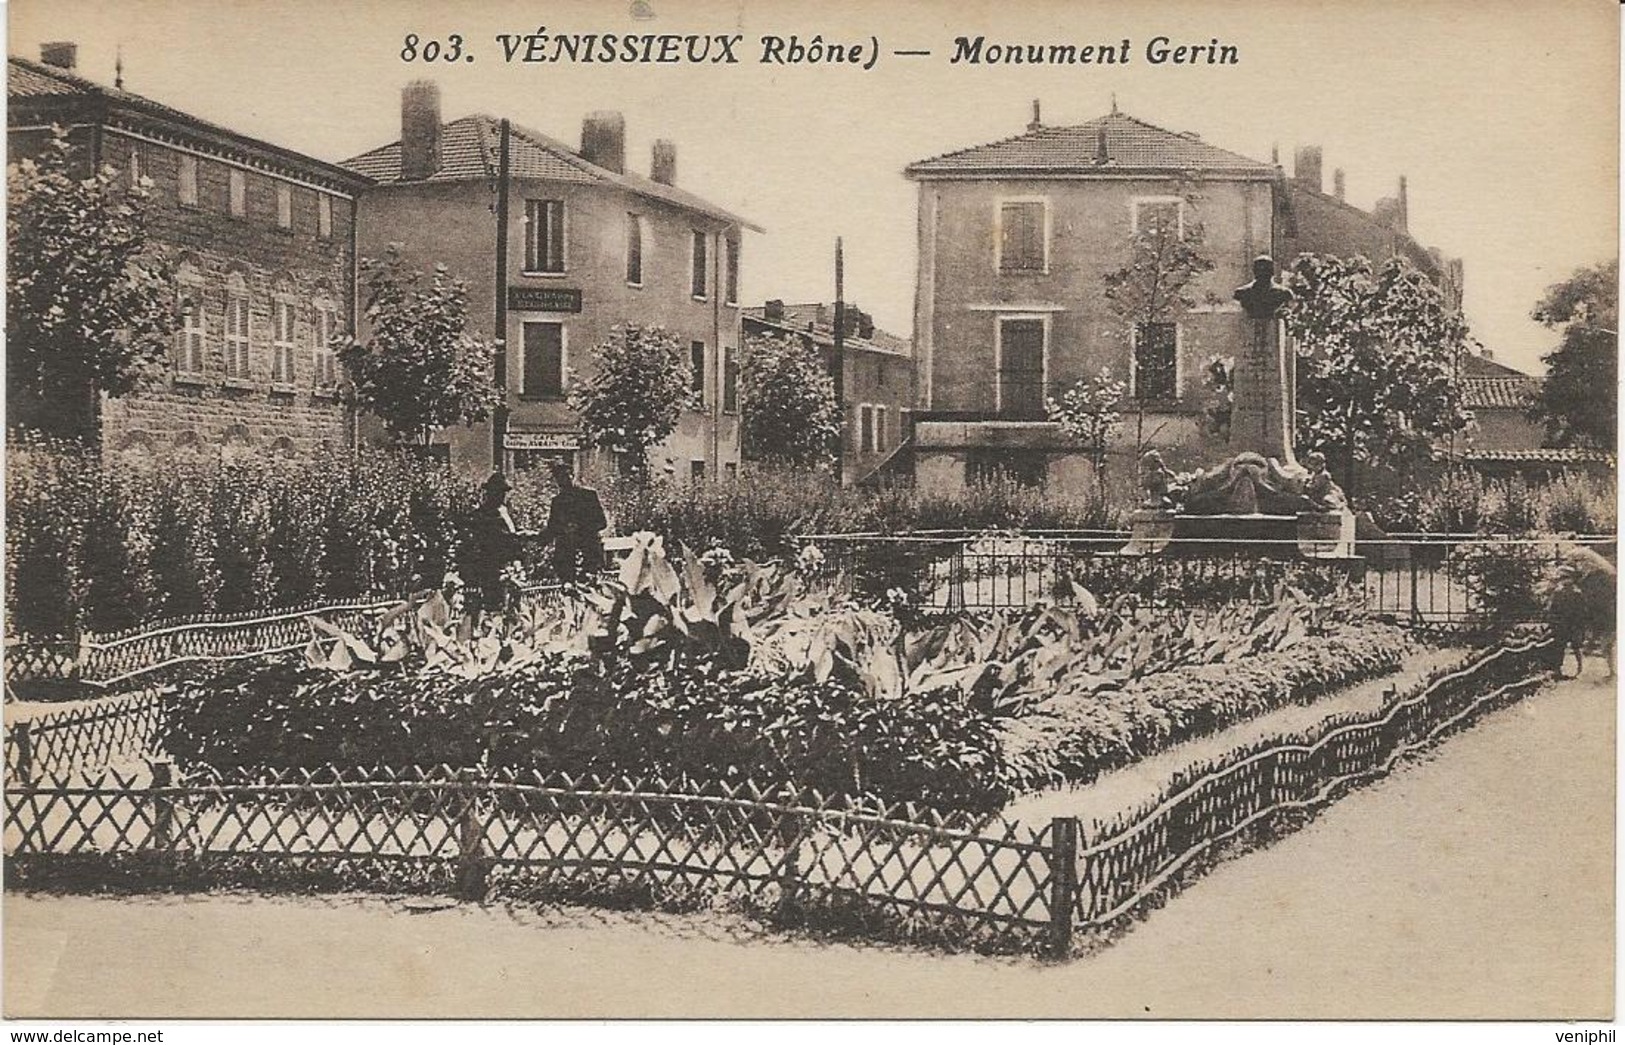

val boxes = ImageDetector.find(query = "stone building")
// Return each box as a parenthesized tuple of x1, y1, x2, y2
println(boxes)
(342, 81, 760, 479)
(741, 301, 914, 484)
(903, 105, 1465, 495)
(1448, 351, 1611, 479)
(7, 44, 368, 459)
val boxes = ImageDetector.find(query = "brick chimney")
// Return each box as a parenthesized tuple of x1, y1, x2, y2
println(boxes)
(1027, 99, 1042, 132)
(764, 299, 785, 322)
(1094, 125, 1109, 165)
(1398, 175, 1409, 230)
(581, 112, 626, 174)
(400, 81, 442, 182)
(1333, 168, 1346, 201)
(1293, 146, 1322, 193)
(40, 42, 77, 71)
(651, 139, 676, 185)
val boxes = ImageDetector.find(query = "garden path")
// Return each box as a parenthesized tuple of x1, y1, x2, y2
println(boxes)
(5, 662, 1611, 1019)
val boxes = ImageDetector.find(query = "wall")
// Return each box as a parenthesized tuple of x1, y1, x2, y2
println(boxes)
(9, 124, 356, 457)
(1285, 187, 1444, 283)
(916, 174, 1273, 467)
(354, 174, 743, 478)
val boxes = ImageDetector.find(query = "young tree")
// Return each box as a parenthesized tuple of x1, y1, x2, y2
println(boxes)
(740, 333, 842, 467)
(1527, 259, 1617, 449)
(1284, 253, 1473, 490)
(569, 323, 690, 480)
(1045, 367, 1126, 499)
(337, 246, 501, 449)
(7, 128, 178, 443)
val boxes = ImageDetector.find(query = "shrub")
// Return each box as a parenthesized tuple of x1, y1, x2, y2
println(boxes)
(4, 437, 483, 636)
(1000, 622, 1410, 791)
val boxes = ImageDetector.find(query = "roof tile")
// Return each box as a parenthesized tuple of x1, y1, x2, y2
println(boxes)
(907, 112, 1275, 177)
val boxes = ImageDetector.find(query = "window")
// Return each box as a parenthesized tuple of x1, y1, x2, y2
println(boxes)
(313, 303, 339, 388)
(178, 154, 199, 206)
(858, 404, 875, 453)
(1133, 322, 1179, 401)
(229, 169, 247, 218)
(1132, 198, 1184, 239)
(524, 200, 566, 274)
(176, 293, 206, 375)
(725, 236, 739, 304)
(224, 278, 251, 378)
(874, 405, 889, 453)
(724, 462, 738, 482)
(689, 341, 706, 405)
(522, 321, 565, 398)
(276, 184, 292, 230)
(998, 200, 1047, 274)
(690, 230, 708, 299)
(317, 195, 333, 240)
(128, 143, 142, 188)
(722, 344, 738, 413)
(996, 317, 1046, 418)
(690, 460, 706, 481)
(625, 213, 644, 285)
(272, 299, 296, 384)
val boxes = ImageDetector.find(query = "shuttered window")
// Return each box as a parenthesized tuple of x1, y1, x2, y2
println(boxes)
(999, 201, 1046, 274)
(997, 318, 1046, 417)
(525, 200, 566, 273)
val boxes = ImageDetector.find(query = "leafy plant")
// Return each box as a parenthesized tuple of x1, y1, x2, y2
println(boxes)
(7, 127, 178, 443)
(740, 332, 842, 468)
(570, 323, 691, 480)
(336, 246, 501, 448)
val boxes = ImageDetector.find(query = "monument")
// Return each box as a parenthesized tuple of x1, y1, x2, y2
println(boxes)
(1125, 256, 1357, 558)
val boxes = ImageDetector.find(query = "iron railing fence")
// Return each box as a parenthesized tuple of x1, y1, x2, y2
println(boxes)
(799, 531, 1617, 623)
(3, 638, 1556, 955)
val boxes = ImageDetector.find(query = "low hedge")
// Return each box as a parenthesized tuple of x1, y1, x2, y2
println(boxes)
(999, 623, 1411, 792)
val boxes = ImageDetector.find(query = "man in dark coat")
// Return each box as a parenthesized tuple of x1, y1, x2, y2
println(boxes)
(539, 461, 608, 584)
(463, 471, 533, 614)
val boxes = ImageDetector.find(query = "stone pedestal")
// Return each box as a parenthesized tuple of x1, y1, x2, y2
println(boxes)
(1229, 315, 1297, 469)
(1296, 510, 1357, 559)
(1123, 509, 1176, 555)
(1124, 508, 1357, 560)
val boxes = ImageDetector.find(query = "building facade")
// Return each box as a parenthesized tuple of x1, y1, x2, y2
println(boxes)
(7, 45, 367, 459)
(343, 82, 759, 479)
(741, 301, 915, 484)
(905, 106, 1464, 496)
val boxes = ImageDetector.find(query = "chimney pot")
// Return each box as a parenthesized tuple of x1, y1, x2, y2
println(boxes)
(580, 111, 626, 174)
(651, 139, 677, 185)
(400, 80, 442, 181)
(1333, 168, 1346, 201)
(1293, 146, 1323, 193)
(39, 42, 77, 71)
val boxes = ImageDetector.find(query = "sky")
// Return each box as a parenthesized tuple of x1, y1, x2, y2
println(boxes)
(8, 0, 1619, 375)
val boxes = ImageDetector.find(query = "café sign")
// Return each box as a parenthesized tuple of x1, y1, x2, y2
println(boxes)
(508, 286, 583, 313)
(503, 431, 582, 451)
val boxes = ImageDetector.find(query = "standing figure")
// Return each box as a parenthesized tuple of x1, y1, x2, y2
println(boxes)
(463, 472, 533, 615)
(539, 461, 609, 584)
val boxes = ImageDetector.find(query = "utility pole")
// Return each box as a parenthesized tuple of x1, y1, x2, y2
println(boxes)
(833, 237, 846, 486)
(492, 118, 512, 471)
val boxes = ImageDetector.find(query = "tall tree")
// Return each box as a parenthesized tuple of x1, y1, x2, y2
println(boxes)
(1284, 253, 1473, 489)
(569, 323, 690, 480)
(7, 128, 177, 443)
(337, 246, 501, 449)
(1527, 259, 1617, 449)
(740, 333, 842, 467)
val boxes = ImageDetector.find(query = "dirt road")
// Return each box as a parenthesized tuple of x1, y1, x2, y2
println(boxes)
(5, 665, 1612, 1019)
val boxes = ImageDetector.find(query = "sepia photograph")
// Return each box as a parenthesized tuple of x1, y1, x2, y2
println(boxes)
(1, 0, 1617, 1031)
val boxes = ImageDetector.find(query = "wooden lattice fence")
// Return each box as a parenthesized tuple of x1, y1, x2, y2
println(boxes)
(2, 638, 1555, 955)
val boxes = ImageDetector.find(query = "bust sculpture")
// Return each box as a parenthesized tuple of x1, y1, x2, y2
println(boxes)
(1233, 255, 1294, 320)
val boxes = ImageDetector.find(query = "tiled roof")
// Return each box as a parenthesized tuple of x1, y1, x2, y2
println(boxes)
(1461, 376, 1538, 410)
(906, 112, 1276, 178)
(1460, 448, 1614, 465)
(741, 304, 912, 357)
(1460, 352, 1532, 378)
(8, 55, 369, 186)
(343, 114, 760, 231)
